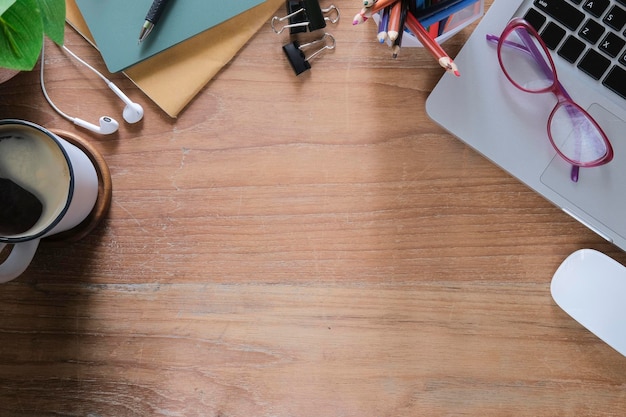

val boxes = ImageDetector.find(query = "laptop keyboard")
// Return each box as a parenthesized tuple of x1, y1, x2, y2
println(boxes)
(521, 0, 626, 101)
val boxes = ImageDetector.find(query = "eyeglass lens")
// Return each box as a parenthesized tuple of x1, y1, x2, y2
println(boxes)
(499, 27, 555, 92)
(550, 103, 609, 165)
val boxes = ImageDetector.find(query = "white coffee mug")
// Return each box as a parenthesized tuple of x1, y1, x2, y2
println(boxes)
(0, 119, 99, 282)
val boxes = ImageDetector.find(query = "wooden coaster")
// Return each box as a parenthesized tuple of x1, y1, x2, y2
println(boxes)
(44, 129, 113, 243)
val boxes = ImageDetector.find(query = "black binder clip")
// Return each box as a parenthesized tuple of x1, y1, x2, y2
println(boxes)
(271, 0, 340, 34)
(282, 33, 336, 75)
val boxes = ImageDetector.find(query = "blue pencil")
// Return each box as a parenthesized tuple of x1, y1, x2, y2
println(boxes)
(377, 6, 391, 43)
(415, 0, 480, 29)
(438, 16, 449, 36)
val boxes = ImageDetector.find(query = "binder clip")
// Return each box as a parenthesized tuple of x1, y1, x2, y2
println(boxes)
(271, 0, 340, 34)
(282, 33, 336, 75)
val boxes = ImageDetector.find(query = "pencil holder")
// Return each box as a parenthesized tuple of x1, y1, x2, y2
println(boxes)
(373, 0, 484, 47)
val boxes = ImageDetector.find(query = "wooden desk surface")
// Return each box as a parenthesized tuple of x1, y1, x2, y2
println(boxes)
(2, 1, 626, 415)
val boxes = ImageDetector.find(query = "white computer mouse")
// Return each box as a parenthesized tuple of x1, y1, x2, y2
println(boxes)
(551, 249, 626, 357)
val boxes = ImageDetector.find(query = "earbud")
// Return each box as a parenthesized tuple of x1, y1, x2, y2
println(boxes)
(107, 81, 144, 123)
(73, 116, 120, 135)
(122, 102, 144, 124)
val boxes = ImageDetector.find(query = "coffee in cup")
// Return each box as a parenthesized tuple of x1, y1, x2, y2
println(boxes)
(0, 177, 43, 235)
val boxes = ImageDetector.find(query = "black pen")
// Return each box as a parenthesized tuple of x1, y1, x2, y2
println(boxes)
(138, 0, 172, 43)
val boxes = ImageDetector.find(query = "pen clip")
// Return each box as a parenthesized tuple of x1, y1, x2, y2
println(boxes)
(282, 33, 336, 75)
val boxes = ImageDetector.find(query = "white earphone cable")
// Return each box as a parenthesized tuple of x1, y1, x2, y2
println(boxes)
(60, 44, 111, 85)
(40, 41, 74, 123)
(40, 42, 118, 120)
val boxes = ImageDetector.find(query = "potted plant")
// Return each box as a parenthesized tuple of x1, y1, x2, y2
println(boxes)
(0, 0, 65, 82)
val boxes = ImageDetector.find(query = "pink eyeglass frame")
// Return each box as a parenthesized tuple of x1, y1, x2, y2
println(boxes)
(487, 18, 614, 182)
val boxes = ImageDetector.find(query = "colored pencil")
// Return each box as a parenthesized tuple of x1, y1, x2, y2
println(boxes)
(413, 0, 480, 28)
(377, 6, 391, 43)
(387, 1, 403, 41)
(404, 11, 460, 76)
(392, 0, 410, 58)
(353, 0, 398, 25)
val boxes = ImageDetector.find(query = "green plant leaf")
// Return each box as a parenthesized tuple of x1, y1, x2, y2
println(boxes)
(0, 0, 66, 71)
(38, 0, 64, 46)
(0, 0, 16, 16)
(0, 0, 43, 70)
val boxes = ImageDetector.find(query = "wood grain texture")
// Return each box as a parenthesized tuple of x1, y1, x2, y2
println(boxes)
(2, 1, 626, 415)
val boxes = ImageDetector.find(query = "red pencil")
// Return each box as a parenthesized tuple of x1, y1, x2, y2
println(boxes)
(404, 11, 460, 77)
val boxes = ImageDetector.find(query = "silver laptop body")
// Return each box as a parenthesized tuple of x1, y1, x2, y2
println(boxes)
(427, 0, 626, 250)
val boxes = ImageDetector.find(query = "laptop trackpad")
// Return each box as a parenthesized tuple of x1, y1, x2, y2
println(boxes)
(541, 103, 626, 240)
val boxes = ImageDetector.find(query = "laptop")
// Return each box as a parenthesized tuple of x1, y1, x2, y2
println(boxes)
(426, 0, 626, 250)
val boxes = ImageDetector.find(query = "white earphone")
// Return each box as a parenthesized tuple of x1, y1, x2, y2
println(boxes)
(107, 81, 144, 123)
(40, 43, 144, 135)
(72, 115, 120, 135)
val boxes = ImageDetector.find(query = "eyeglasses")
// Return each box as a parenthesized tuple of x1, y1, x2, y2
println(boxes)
(486, 18, 613, 183)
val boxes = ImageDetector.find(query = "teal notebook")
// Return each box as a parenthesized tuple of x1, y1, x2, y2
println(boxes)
(75, 0, 266, 73)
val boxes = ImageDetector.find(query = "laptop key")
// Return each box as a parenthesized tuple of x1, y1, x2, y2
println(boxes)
(599, 32, 626, 57)
(604, 5, 626, 31)
(578, 49, 612, 78)
(583, 0, 611, 18)
(579, 18, 606, 43)
(534, 0, 585, 30)
(558, 35, 586, 62)
(524, 8, 548, 31)
(541, 21, 567, 48)
(603, 66, 626, 99)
